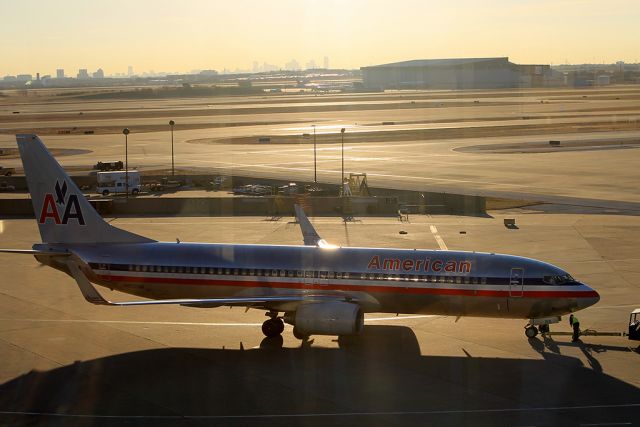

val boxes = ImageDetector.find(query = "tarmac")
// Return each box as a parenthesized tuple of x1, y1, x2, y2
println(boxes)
(0, 87, 639, 425)
(0, 211, 638, 426)
(1, 86, 640, 207)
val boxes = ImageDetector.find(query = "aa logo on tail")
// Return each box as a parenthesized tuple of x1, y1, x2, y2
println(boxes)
(39, 180, 85, 225)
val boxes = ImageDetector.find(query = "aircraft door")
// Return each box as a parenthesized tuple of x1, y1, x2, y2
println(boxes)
(509, 267, 524, 297)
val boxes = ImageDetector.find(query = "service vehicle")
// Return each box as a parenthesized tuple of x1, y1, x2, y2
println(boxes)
(93, 161, 123, 171)
(96, 170, 140, 196)
(0, 166, 16, 176)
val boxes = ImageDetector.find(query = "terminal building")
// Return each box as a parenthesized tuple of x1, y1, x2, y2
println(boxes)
(361, 57, 553, 90)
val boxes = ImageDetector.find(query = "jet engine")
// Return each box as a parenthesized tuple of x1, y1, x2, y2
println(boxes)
(285, 302, 364, 336)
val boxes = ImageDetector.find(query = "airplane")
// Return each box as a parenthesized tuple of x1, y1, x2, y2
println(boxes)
(1, 134, 600, 340)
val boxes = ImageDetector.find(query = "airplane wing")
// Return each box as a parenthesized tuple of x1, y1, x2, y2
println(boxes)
(66, 260, 354, 307)
(294, 204, 334, 247)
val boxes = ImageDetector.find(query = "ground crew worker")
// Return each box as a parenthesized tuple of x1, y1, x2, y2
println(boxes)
(569, 314, 580, 342)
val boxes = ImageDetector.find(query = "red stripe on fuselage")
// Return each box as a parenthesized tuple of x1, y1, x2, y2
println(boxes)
(98, 274, 598, 299)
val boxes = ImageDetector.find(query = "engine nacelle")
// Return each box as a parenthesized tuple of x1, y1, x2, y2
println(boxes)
(285, 302, 364, 336)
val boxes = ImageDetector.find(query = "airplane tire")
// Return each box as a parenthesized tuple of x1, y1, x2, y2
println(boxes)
(102, 190, 109, 196)
(525, 325, 538, 338)
(274, 318, 285, 334)
(261, 319, 282, 338)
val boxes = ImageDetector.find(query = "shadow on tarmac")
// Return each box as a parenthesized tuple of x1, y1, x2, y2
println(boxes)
(1, 325, 638, 427)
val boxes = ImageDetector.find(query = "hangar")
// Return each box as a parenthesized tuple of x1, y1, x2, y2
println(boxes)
(361, 57, 551, 90)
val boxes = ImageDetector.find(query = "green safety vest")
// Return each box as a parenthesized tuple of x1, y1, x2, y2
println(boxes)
(571, 316, 579, 325)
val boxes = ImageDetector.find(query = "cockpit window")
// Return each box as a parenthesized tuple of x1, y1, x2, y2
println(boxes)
(543, 274, 574, 285)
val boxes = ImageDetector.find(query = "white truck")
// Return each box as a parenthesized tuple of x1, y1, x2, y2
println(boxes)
(96, 171, 141, 196)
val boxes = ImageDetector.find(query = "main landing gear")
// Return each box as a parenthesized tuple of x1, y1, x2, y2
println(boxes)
(261, 312, 285, 338)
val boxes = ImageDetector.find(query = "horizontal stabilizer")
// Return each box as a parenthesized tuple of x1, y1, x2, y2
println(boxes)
(0, 249, 71, 257)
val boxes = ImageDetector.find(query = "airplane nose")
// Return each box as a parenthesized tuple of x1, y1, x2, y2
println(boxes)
(578, 284, 600, 309)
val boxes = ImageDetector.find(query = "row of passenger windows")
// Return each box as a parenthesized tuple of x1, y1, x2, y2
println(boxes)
(94, 263, 489, 285)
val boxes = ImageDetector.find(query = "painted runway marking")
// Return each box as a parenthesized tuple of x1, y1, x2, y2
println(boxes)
(0, 403, 637, 420)
(0, 315, 434, 326)
(0, 319, 263, 327)
(579, 423, 632, 426)
(429, 225, 448, 250)
(365, 315, 436, 321)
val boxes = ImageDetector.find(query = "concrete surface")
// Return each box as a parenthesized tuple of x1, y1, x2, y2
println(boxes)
(0, 212, 638, 426)
(1, 87, 639, 208)
(1, 87, 639, 426)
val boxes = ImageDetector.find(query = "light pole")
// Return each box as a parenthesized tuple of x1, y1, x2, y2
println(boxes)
(340, 128, 345, 194)
(169, 120, 175, 176)
(312, 124, 317, 183)
(123, 128, 130, 199)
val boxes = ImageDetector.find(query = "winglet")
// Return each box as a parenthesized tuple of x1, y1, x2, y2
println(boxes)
(294, 204, 334, 247)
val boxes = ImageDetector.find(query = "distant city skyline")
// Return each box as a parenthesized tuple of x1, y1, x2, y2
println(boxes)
(1, 56, 337, 80)
(5, 57, 640, 82)
(2, 0, 639, 76)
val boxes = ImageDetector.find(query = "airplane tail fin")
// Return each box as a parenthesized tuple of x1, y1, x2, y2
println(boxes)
(16, 134, 154, 244)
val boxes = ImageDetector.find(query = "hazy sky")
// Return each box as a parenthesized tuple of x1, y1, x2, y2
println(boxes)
(2, 0, 639, 76)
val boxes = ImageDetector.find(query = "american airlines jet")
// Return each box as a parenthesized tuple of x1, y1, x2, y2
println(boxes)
(2, 134, 599, 340)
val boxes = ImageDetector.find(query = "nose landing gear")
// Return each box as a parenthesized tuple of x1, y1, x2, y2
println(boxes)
(525, 319, 554, 338)
(525, 324, 539, 338)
